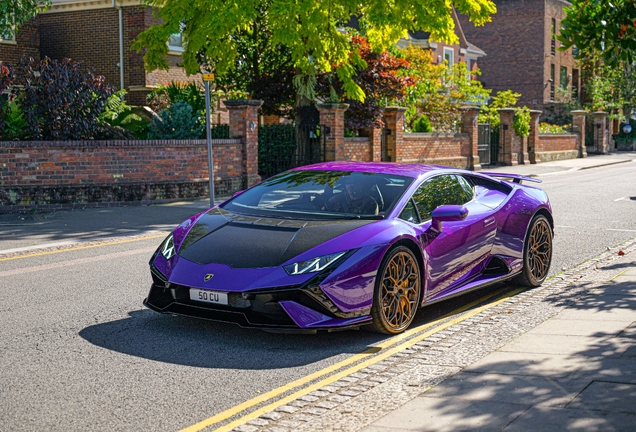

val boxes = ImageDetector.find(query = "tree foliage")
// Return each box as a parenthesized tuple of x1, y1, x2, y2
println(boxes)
(0, 0, 50, 38)
(401, 46, 491, 132)
(513, 106, 531, 137)
(558, 0, 636, 67)
(134, 0, 496, 102)
(147, 101, 204, 139)
(478, 89, 520, 128)
(318, 36, 415, 130)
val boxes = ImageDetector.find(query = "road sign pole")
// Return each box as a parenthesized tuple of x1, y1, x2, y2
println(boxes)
(204, 79, 215, 207)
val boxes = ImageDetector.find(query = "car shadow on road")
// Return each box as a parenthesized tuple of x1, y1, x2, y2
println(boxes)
(79, 309, 390, 369)
(78, 283, 516, 370)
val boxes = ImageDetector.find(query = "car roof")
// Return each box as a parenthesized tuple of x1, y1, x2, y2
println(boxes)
(291, 161, 453, 179)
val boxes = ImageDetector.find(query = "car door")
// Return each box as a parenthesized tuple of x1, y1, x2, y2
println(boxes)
(407, 174, 497, 299)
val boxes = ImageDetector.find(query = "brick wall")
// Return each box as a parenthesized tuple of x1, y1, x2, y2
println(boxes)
(399, 133, 471, 168)
(536, 134, 578, 161)
(0, 18, 40, 65)
(0, 139, 244, 212)
(343, 137, 371, 161)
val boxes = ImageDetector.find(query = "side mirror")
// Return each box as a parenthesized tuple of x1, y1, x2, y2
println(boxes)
(431, 205, 468, 232)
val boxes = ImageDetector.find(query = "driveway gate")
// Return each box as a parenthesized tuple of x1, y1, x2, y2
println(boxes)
(258, 124, 329, 179)
(477, 124, 491, 166)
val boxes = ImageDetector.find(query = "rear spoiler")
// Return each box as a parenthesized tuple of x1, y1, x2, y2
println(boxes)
(480, 172, 542, 184)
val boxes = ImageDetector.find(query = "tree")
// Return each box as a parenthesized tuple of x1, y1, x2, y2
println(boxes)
(134, 0, 496, 102)
(318, 36, 415, 131)
(558, 0, 636, 67)
(1, 0, 50, 38)
(401, 46, 491, 132)
(478, 89, 520, 128)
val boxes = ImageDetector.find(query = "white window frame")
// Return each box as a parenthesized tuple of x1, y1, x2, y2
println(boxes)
(167, 22, 185, 54)
(0, 18, 17, 45)
(443, 47, 454, 67)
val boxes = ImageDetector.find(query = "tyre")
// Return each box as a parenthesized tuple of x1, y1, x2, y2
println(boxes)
(516, 214, 553, 287)
(369, 246, 422, 334)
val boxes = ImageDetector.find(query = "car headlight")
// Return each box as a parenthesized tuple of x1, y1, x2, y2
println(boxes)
(283, 251, 347, 275)
(161, 234, 176, 260)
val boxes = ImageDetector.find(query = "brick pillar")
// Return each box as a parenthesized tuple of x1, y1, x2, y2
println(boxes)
(225, 99, 263, 188)
(528, 110, 542, 164)
(460, 106, 481, 171)
(499, 108, 517, 165)
(316, 102, 349, 161)
(367, 127, 383, 162)
(384, 107, 407, 162)
(593, 111, 609, 154)
(571, 110, 587, 158)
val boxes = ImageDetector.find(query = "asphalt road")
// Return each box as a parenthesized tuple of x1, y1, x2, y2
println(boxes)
(1, 162, 635, 431)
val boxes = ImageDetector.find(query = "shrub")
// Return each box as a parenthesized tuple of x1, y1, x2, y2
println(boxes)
(412, 114, 432, 132)
(99, 90, 149, 139)
(2, 101, 28, 140)
(147, 81, 206, 116)
(0, 63, 14, 139)
(513, 106, 531, 137)
(147, 101, 204, 139)
(14, 56, 114, 140)
(538, 123, 571, 134)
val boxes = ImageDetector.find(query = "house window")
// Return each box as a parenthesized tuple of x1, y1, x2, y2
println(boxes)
(443, 48, 454, 67)
(551, 18, 556, 56)
(0, 19, 16, 44)
(168, 22, 185, 53)
(550, 64, 555, 101)
(572, 69, 579, 100)
(560, 66, 568, 90)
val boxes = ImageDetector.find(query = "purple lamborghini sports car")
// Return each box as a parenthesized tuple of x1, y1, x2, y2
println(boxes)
(145, 162, 553, 334)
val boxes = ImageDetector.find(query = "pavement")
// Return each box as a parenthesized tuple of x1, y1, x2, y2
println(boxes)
(1, 151, 635, 431)
(361, 257, 636, 432)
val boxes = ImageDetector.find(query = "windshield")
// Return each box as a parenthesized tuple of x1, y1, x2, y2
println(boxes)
(221, 170, 414, 219)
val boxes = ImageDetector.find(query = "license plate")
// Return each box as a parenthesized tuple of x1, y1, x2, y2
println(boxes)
(189, 288, 228, 305)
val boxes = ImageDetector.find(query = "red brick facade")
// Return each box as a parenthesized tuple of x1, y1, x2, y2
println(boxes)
(343, 137, 372, 161)
(458, 0, 579, 110)
(0, 19, 40, 65)
(37, 4, 200, 106)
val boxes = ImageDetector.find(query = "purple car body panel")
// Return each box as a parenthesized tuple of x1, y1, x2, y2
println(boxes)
(145, 161, 553, 331)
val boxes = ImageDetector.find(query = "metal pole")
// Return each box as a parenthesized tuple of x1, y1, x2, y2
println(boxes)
(205, 81, 215, 207)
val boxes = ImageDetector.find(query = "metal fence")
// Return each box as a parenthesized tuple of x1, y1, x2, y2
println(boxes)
(477, 123, 491, 166)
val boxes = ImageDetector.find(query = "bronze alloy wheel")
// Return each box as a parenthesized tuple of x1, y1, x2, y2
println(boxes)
(517, 215, 553, 287)
(370, 246, 421, 334)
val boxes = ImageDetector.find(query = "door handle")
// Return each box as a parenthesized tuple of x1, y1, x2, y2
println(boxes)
(483, 217, 496, 227)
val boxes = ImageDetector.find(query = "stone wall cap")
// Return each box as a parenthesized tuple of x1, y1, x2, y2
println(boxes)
(530, 110, 543, 115)
(316, 102, 350, 110)
(498, 108, 517, 113)
(460, 105, 481, 111)
(593, 111, 608, 115)
(384, 106, 408, 112)
(570, 110, 587, 114)
(223, 99, 264, 108)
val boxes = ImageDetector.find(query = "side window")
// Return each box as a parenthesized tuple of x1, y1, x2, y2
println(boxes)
(412, 175, 472, 222)
(399, 199, 419, 223)
(455, 175, 474, 203)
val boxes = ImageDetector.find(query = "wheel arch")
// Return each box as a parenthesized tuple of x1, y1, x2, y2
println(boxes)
(391, 237, 426, 302)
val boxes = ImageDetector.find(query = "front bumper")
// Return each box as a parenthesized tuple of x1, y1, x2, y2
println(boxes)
(144, 271, 372, 331)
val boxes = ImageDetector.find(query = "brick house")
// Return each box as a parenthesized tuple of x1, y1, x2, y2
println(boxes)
(0, 0, 200, 106)
(396, 8, 486, 71)
(458, 0, 580, 111)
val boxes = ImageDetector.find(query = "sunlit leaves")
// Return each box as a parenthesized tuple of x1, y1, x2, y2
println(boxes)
(0, 0, 50, 37)
(135, 0, 496, 101)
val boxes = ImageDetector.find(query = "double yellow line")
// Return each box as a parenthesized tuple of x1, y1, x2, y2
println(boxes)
(182, 286, 524, 432)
